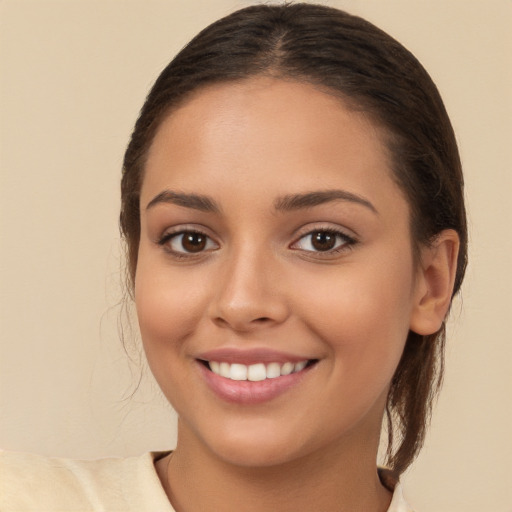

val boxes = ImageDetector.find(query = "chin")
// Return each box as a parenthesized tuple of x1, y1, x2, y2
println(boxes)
(188, 419, 310, 469)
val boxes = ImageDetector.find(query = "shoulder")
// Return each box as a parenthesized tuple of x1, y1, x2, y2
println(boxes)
(388, 482, 415, 512)
(379, 468, 415, 512)
(0, 449, 173, 511)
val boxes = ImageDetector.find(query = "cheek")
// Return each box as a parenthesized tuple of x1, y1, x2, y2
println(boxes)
(133, 259, 212, 409)
(134, 259, 207, 350)
(294, 258, 414, 372)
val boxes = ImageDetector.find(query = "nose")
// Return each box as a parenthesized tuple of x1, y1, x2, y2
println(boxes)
(209, 246, 290, 332)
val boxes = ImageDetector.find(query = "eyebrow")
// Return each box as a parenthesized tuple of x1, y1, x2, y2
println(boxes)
(146, 190, 220, 213)
(274, 189, 378, 214)
(145, 188, 377, 215)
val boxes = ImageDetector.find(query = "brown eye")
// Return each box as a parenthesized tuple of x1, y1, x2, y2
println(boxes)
(291, 229, 355, 254)
(163, 231, 218, 254)
(181, 232, 207, 252)
(311, 231, 337, 251)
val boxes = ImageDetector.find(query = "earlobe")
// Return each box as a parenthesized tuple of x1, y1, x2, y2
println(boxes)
(410, 229, 460, 335)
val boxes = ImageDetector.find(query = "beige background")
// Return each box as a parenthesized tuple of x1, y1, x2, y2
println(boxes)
(1, 1, 511, 510)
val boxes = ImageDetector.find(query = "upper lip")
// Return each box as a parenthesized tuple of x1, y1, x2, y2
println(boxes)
(196, 348, 316, 365)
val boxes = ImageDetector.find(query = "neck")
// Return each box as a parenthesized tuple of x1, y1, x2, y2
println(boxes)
(159, 422, 392, 512)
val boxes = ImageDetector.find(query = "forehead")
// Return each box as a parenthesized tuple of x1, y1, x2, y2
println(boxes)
(141, 77, 402, 212)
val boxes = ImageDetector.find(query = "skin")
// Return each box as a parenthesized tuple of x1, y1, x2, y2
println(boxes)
(135, 77, 458, 512)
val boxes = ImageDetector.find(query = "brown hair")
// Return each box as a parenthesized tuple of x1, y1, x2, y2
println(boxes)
(120, 3, 467, 475)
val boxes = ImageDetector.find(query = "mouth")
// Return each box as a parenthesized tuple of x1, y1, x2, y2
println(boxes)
(196, 349, 319, 404)
(200, 359, 317, 382)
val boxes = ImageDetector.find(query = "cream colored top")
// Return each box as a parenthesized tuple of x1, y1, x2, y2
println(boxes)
(0, 450, 413, 511)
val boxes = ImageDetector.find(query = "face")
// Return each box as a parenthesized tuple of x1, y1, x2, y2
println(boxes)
(135, 77, 423, 468)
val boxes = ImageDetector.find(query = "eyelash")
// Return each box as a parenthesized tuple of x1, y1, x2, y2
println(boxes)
(157, 227, 357, 259)
(157, 228, 218, 259)
(290, 227, 357, 256)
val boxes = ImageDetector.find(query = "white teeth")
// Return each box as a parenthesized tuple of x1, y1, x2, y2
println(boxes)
(208, 360, 310, 381)
(230, 363, 248, 381)
(280, 362, 294, 375)
(219, 362, 230, 378)
(266, 362, 281, 379)
(247, 363, 266, 382)
(294, 361, 307, 372)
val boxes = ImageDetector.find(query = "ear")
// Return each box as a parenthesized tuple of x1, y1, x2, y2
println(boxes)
(410, 229, 460, 335)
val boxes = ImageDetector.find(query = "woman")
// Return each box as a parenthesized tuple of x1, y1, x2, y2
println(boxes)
(1, 3, 466, 511)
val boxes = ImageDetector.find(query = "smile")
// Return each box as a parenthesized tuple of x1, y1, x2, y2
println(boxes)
(197, 355, 318, 404)
(207, 360, 309, 381)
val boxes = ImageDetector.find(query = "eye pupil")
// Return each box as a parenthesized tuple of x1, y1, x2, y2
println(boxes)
(312, 231, 337, 251)
(182, 232, 207, 252)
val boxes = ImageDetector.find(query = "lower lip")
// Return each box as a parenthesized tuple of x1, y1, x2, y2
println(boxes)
(198, 362, 313, 405)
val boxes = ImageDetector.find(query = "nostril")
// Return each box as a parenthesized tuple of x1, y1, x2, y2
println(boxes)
(213, 315, 273, 330)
